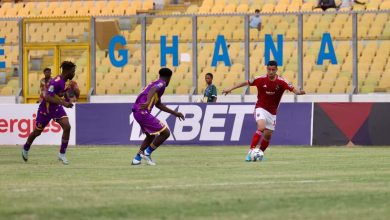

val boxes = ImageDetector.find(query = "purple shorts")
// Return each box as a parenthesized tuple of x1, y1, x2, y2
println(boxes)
(133, 110, 167, 135)
(36, 106, 67, 130)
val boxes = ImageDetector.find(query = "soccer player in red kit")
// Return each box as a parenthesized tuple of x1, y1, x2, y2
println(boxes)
(222, 60, 305, 161)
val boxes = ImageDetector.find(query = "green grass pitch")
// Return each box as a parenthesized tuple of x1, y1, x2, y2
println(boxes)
(1, 146, 390, 220)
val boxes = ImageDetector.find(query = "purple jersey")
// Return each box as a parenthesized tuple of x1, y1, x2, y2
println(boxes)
(132, 79, 166, 112)
(39, 75, 66, 113)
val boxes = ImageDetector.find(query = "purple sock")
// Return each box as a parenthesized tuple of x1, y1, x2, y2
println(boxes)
(60, 139, 69, 154)
(23, 142, 31, 151)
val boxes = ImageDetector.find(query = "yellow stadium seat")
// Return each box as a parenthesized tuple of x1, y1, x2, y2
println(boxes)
(111, 7, 125, 15)
(0, 5, 7, 16)
(317, 83, 332, 93)
(1, 86, 15, 95)
(249, 3, 262, 14)
(380, 1, 390, 10)
(368, 26, 382, 38)
(210, 6, 224, 13)
(326, 63, 341, 75)
(232, 31, 244, 41)
(366, 2, 380, 11)
(288, 3, 301, 12)
(301, 2, 314, 11)
(175, 85, 190, 94)
(230, 63, 244, 74)
(304, 82, 318, 93)
(1, 2, 13, 10)
(334, 76, 350, 93)
(281, 70, 296, 83)
(5, 6, 19, 17)
(224, 4, 236, 13)
(131, 0, 143, 10)
(214, 0, 225, 7)
(201, 0, 214, 7)
(186, 5, 198, 14)
(236, 4, 249, 13)
(95, 86, 106, 95)
(274, 4, 288, 13)
(198, 5, 211, 14)
(143, 0, 154, 10)
(307, 70, 323, 85)
(378, 74, 390, 88)
(261, 3, 274, 13)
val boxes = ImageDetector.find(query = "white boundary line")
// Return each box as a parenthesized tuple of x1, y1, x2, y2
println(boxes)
(310, 102, 314, 146)
(134, 179, 338, 190)
(9, 179, 338, 192)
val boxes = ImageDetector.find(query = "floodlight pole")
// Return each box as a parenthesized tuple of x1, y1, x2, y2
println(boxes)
(352, 12, 358, 94)
(192, 15, 198, 95)
(141, 15, 147, 89)
(298, 13, 303, 91)
(244, 14, 250, 95)
(90, 17, 96, 96)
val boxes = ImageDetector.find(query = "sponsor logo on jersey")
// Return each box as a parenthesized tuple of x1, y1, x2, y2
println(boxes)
(48, 85, 54, 92)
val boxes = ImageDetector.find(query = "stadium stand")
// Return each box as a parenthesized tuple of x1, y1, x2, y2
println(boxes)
(0, 0, 389, 97)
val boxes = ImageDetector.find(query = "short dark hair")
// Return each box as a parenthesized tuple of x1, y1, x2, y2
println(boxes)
(206, 73, 213, 79)
(159, 68, 172, 78)
(60, 61, 76, 71)
(267, 60, 278, 67)
(255, 9, 260, 13)
(43, 67, 51, 72)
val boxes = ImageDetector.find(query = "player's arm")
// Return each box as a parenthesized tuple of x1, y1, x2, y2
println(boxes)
(45, 84, 73, 108)
(211, 85, 217, 102)
(155, 102, 185, 121)
(280, 78, 305, 95)
(222, 81, 249, 95)
(292, 87, 305, 95)
(140, 87, 158, 109)
(45, 94, 73, 108)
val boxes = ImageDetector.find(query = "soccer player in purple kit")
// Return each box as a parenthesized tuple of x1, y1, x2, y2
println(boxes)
(131, 68, 185, 166)
(21, 61, 76, 165)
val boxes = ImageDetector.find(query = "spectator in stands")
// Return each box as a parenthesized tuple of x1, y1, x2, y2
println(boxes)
(12, 67, 19, 77)
(314, 0, 337, 11)
(249, 9, 262, 31)
(39, 67, 51, 103)
(202, 73, 217, 103)
(339, 0, 366, 10)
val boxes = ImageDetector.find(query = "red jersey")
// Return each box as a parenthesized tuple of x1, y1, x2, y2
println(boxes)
(248, 74, 294, 115)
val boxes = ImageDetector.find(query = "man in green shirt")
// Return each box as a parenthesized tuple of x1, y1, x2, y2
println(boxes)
(203, 73, 217, 103)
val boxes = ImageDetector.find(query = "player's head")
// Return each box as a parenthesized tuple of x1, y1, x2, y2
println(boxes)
(159, 67, 172, 85)
(205, 73, 213, 85)
(266, 60, 278, 78)
(255, 9, 260, 16)
(43, 67, 51, 78)
(60, 61, 76, 80)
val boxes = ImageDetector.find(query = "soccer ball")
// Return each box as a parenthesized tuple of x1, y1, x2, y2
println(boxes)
(251, 149, 264, 162)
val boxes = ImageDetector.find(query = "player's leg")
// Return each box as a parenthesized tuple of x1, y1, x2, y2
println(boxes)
(56, 116, 71, 165)
(142, 128, 170, 166)
(132, 133, 155, 165)
(259, 110, 276, 157)
(132, 111, 168, 165)
(22, 110, 50, 162)
(247, 108, 267, 161)
(149, 127, 170, 150)
(260, 129, 273, 152)
(22, 128, 44, 162)
(252, 118, 266, 147)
